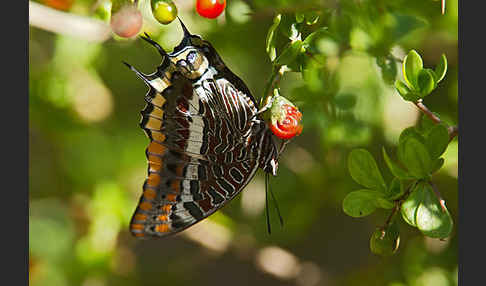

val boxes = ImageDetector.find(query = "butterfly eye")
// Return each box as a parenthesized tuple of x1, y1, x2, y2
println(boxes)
(187, 51, 198, 64)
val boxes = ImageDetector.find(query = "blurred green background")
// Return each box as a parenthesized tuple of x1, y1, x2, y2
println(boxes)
(29, 0, 458, 285)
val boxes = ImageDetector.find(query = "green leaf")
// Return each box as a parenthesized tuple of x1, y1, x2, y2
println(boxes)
(389, 13, 427, 42)
(403, 50, 423, 90)
(302, 63, 324, 91)
(342, 190, 384, 217)
(329, 11, 352, 43)
(397, 127, 426, 162)
(394, 80, 410, 96)
(416, 113, 437, 135)
(434, 54, 448, 83)
(279, 14, 300, 39)
(397, 127, 425, 162)
(382, 147, 414, 181)
(265, 14, 281, 62)
(303, 27, 331, 47)
(388, 178, 406, 200)
(401, 181, 424, 227)
(333, 93, 357, 110)
(430, 158, 445, 174)
(275, 40, 304, 66)
(425, 125, 449, 159)
(403, 92, 422, 102)
(399, 127, 424, 145)
(286, 53, 306, 72)
(295, 12, 305, 23)
(348, 149, 387, 193)
(395, 80, 420, 102)
(416, 183, 453, 238)
(304, 11, 320, 25)
(417, 68, 437, 96)
(400, 137, 432, 179)
(370, 221, 400, 256)
(377, 56, 397, 85)
(376, 197, 395, 209)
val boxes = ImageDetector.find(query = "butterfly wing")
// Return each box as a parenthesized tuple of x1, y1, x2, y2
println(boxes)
(129, 61, 267, 238)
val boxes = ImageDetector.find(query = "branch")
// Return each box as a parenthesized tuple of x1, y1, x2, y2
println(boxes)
(380, 203, 400, 238)
(380, 182, 416, 236)
(414, 99, 458, 141)
(429, 181, 447, 212)
(414, 99, 441, 123)
(447, 125, 458, 142)
(29, 1, 112, 43)
(260, 65, 288, 108)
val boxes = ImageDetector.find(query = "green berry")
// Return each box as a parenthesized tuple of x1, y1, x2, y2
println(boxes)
(151, 0, 178, 25)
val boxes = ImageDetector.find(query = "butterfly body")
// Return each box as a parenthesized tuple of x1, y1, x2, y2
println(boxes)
(126, 21, 280, 238)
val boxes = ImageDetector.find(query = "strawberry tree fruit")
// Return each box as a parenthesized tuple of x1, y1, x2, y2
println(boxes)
(110, 5, 143, 38)
(196, 0, 226, 19)
(151, 0, 178, 25)
(43, 0, 74, 11)
(268, 95, 303, 140)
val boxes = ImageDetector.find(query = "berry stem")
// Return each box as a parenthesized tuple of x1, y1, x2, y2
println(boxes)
(261, 65, 288, 109)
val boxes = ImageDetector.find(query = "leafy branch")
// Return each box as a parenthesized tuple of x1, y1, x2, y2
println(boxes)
(260, 12, 332, 112)
(343, 50, 456, 256)
(260, 15, 457, 256)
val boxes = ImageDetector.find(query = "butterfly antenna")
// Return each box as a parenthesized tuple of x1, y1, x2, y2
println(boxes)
(265, 172, 272, 235)
(122, 61, 151, 85)
(268, 176, 284, 227)
(140, 33, 168, 57)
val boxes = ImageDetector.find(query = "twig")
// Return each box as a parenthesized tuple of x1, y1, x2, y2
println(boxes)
(380, 182, 416, 237)
(415, 99, 441, 123)
(429, 181, 447, 212)
(447, 125, 458, 142)
(260, 65, 288, 108)
(29, 1, 112, 43)
(380, 204, 400, 239)
(414, 99, 458, 141)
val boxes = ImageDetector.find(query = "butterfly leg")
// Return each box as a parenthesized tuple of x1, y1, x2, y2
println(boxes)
(250, 97, 275, 121)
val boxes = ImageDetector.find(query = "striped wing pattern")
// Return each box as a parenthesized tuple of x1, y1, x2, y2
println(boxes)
(128, 32, 271, 238)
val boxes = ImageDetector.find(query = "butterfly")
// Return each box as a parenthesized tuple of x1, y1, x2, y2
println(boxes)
(124, 19, 291, 238)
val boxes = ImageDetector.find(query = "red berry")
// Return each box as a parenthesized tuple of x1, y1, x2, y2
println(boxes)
(196, 0, 226, 19)
(269, 104, 303, 140)
(43, 0, 74, 11)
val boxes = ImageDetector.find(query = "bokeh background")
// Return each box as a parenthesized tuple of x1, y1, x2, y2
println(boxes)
(29, 0, 458, 285)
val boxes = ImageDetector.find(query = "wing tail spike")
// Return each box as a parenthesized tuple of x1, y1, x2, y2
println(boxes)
(177, 16, 192, 39)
